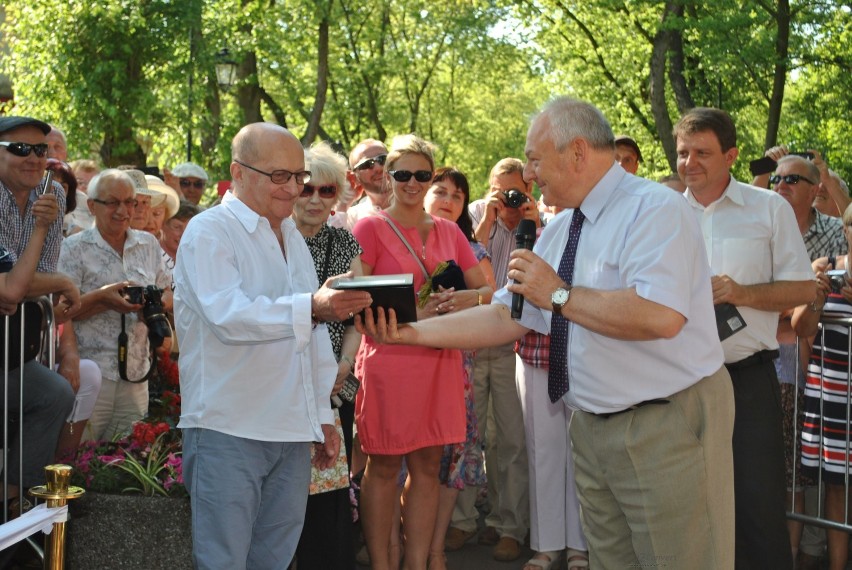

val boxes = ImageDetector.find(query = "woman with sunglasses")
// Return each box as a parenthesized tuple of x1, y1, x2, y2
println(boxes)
(291, 140, 363, 570)
(352, 135, 491, 570)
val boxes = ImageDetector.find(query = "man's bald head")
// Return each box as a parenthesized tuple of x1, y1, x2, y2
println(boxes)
(232, 122, 300, 164)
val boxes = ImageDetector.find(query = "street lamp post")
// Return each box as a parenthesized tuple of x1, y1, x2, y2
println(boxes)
(215, 48, 238, 91)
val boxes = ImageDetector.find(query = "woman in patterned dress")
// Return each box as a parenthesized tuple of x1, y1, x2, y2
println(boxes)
(292, 141, 364, 570)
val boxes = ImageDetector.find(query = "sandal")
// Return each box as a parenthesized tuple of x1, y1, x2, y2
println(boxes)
(523, 551, 562, 570)
(566, 548, 589, 570)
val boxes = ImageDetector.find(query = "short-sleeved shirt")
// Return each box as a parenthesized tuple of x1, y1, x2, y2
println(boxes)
(495, 165, 724, 414)
(0, 180, 66, 272)
(58, 228, 172, 382)
(685, 178, 814, 363)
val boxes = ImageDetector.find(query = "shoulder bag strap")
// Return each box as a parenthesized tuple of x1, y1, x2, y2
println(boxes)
(381, 215, 429, 281)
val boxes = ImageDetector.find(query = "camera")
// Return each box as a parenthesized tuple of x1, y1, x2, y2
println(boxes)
(827, 269, 848, 294)
(124, 285, 172, 348)
(502, 189, 529, 209)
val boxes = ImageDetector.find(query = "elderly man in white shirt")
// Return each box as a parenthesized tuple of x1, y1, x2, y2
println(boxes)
(174, 122, 371, 570)
(359, 97, 736, 569)
(58, 169, 172, 441)
(675, 107, 816, 570)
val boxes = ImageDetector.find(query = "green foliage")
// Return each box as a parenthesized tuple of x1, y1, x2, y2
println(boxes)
(1, 0, 850, 192)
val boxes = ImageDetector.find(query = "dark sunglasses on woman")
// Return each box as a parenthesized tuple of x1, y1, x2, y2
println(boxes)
(0, 141, 49, 158)
(389, 170, 433, 183)
(180, 178, 205, 189)
(300, 184, 338, 199)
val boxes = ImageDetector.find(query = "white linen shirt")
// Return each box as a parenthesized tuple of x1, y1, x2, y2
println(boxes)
(58, 228, 172, 382)
(685, 177, 814, 363)
(174, 191, 337, 442)
(495, 165, 724, 414)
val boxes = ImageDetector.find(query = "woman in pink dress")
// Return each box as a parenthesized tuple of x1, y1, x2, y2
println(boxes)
(352, 135, 491, 570)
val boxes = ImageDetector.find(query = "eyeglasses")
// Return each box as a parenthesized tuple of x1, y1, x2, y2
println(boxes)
(769, 174, 816, 186)
(389, 170, 432, 183)
(300, 184, 338, 199)
(92, 198, 138, 209)
(0, 141, 49, 158)
(179, 178, 205, 190)
(353, 154, 387, 171)
(234, 159, 311, 185)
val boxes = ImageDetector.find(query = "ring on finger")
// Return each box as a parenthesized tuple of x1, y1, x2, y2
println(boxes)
(348, 312, 354, 319)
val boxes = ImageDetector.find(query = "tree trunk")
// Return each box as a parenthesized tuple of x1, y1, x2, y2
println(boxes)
(764, 0, 790, 149)
(303, 1, 332, 145)
(649, 3, 680, 171)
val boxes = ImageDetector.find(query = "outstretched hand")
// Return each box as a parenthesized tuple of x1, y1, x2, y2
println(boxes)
(312, 272, 373, 322)
(355, 306, 410, 345)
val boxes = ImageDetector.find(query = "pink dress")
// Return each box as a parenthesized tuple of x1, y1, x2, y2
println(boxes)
(352, 213, 478, 455)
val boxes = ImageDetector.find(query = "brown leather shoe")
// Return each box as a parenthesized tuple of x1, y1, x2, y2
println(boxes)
(493, 536, 521, 562)
(477, 525, 500, 546)
(444, 527, 476, 551)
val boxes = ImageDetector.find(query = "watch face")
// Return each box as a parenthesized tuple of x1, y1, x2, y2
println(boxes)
(552, 288, 569, 306)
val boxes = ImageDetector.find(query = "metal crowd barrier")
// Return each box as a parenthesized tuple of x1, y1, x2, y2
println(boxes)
(788, 315, 852, 537)
(1, 297, 82, 569)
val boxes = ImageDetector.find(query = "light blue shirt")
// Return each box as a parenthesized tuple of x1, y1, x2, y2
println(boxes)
(495, 165, 724, 413)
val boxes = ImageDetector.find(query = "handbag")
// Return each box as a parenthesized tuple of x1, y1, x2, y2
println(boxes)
(308, 408, 350, 495)
(382, 216, 467, 308)
(0, 301, 44, 372)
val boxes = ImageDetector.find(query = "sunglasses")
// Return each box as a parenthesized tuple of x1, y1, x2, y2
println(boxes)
(92, 198, 139, 209)
(179, 178, 205, 189)
(769, 174, 816, 186)
(353, 154, 387, 171)
(389, 170, 433, 183)
(0, 141, 49, 158)
(300, 184, 338, 199)
(235, 159, 311, 185)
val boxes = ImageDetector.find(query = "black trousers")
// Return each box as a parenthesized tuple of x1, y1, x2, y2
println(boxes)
(727, 358, 793, 570)
(293, 401, 356, 570)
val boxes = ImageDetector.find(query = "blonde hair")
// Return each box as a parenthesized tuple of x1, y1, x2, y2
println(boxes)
(305, 141, 348, 192)
(386, 134, 436, 172)
(842, 201, 852, 227)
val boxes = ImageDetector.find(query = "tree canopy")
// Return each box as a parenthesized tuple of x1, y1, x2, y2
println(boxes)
(1, 0, 849, 196)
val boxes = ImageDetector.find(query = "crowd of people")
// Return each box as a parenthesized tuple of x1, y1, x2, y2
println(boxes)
(1, 94, 851, 570)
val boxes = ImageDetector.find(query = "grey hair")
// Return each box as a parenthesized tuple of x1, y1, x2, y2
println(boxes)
(87, 168, 134, 200)
(537, 96, 615, 151)
(777, 155, 820, 183)
(305, 141, 348, 191)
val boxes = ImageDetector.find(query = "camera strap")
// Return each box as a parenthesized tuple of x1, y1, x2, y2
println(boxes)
(118, 313, 158, 383)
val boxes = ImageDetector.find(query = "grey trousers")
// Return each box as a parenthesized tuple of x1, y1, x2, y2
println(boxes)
(3, 360, 74, 487)
(183, 428, 311, 570)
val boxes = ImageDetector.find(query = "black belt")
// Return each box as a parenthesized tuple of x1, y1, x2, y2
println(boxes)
(593, 398, 670, 419)
(725, 349, 780, 371)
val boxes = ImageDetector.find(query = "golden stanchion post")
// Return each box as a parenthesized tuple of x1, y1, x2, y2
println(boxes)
(28, 464, 85, 570)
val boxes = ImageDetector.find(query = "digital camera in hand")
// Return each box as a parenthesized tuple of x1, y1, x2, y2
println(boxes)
(827, 269, 848, 294)
(502, 189, 529, 209)
(125, 285, 172, 348)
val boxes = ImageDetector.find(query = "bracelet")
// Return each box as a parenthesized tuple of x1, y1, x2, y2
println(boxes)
(476, 291, 483, 306)
(340, 354, 355, 368)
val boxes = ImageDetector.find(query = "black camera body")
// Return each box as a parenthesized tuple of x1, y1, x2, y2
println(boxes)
(125, 285, 171, 348)
(502, 189, 529, 209)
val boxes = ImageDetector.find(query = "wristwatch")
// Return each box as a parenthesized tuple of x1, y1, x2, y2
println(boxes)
(551, 287, 571, 315)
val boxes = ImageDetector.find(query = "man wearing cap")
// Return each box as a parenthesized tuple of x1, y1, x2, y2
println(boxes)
(58, 168, 172, 440)
(343, 139, 391, 230)
(169, 162, 208, 206)
(614, 135, 643, 175)
(0, 115, 78, 502)
(120, 169, 167, 232)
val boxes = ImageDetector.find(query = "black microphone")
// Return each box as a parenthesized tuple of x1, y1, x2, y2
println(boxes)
(511, 219, 537, 320)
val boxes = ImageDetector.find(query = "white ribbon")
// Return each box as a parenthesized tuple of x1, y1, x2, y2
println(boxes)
(0, 504, 69, 551)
